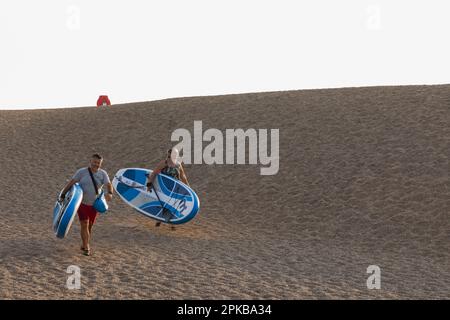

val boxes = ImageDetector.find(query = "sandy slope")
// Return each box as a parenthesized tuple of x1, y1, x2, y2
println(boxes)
(0, 85, 449, 299)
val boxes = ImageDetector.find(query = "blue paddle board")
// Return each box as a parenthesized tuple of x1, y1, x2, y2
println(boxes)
(53, 183, 83, 238)
(113, 168, 200, 225)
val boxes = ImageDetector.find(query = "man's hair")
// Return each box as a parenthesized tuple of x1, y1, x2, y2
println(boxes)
(92, 153, 103, 160)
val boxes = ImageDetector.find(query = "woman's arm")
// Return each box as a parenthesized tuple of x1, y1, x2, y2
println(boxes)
(147, 160, 166, 189)
(179, 164, 190, 186)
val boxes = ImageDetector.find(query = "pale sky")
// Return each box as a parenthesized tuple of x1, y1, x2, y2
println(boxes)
(1, 0, 449, 109)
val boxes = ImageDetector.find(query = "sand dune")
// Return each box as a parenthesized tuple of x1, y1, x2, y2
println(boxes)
(0, 85, 449, 299)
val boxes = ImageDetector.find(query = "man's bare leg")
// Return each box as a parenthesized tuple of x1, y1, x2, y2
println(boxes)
(80, 220, 90, 251)
(88, 222, 94, 243)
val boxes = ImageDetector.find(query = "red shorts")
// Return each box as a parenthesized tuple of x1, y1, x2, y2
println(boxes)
(77, 203, 98, 224)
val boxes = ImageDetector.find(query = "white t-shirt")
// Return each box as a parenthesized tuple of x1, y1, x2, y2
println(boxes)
(72, 167, 111, 205)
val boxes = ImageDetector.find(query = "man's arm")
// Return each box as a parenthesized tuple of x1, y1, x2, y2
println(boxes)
(60, 169, 82, 200)
(60, 179, 77, 200)
(105, 182, 113, 202)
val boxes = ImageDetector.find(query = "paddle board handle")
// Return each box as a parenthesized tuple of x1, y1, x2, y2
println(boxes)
(58, 191, 66, 202)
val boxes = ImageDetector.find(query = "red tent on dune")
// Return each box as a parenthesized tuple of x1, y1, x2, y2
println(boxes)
(97, 95, 111, 107)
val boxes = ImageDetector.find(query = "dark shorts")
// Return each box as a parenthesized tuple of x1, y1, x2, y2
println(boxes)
(78, 203, 98, 224)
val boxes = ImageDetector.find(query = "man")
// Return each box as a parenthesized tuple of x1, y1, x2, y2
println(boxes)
(60, 154, 113, 256)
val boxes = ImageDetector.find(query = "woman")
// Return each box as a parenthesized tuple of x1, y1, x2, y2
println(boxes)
(146, 148, 190, 229)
